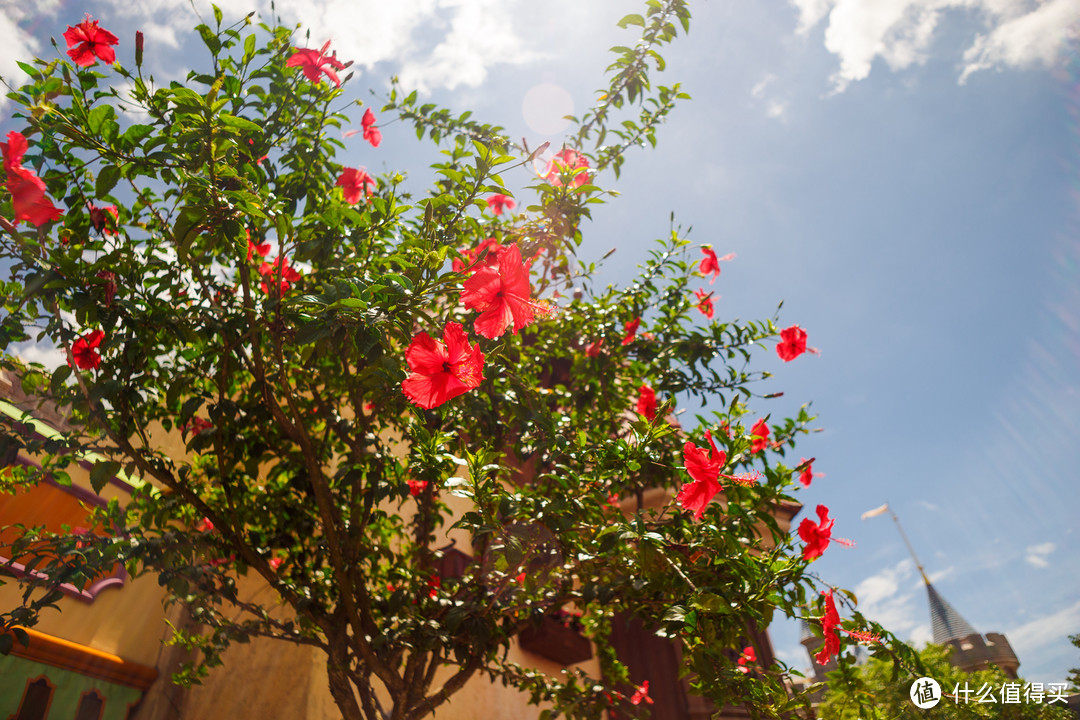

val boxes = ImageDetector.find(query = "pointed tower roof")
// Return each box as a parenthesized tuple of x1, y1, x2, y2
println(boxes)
(925, 581, 978, 644)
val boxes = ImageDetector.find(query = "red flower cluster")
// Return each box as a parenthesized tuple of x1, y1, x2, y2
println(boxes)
(407, 479, 428, 496)
(698, 246, 734, 284)
(635, 384, 657, 421)
(461, 243, 545, 339)
(64, 16, 119, 67)
(287, 41, 347, 87)
(694, 288, 715, 318)
(453, 238, 501, 274)
(798, 504, 835, 561)
(247, 232, 271, 262)
(70, 329, 105, 370)
(485, 194, 515, 216)
(95, 270, 117, 308)
(89, 204, 119, 235)
(259, 256, 302, 294)
(1, 132, 63, 227)
(676, 431, 726, 520)
(676, 431, 762, 520)
(337, 167, 376, 204)
(816, 590, 841, 665)
(630, 681, 653, 706)
(361, 108, 381, 147)
(401, 322, 485, 409)
(776, 324, 817, 362)
(544, 148, 590, 188)
(181, 417, 214, 437)
(737, 646, 756, 674)
(749, 418, 769, 454)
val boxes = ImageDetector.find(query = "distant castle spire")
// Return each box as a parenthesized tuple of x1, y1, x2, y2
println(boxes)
(925, 581, 978, 644)
(888, 506, 1020, 678)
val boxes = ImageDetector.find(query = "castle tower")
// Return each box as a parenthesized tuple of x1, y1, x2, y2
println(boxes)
(888, 505, 1021, 679)
(924, 579, 1020, 678)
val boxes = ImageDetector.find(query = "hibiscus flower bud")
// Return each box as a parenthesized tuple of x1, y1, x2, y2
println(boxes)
(135, 31, 144, 67)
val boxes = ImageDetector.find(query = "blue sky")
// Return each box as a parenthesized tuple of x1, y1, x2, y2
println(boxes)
(2, 0, 1078, 689)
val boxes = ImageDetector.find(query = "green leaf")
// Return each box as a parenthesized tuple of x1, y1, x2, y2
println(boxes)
(120, 124, 154, 149)
(617, 13, 645, 28)
(87, 105, 116, 136)
(219, 114, 262, 135)
(95, 165, 121, 199)
(90, 460, 121, 494)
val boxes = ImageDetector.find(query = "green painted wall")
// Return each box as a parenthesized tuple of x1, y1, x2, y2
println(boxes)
(0, 655, 143, 719)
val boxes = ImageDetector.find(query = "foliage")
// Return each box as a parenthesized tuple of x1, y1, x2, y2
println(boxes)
(1068, 634, 1080, 692)
(821, 644, 1074, 720)
(0, 3, 904, 719)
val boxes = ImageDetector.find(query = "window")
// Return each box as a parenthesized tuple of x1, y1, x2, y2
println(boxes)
(11, 676, 54, 720)
(74, 690, 105, 720)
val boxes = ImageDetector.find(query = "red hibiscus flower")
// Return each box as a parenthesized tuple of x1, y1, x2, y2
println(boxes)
(694, 288, 715, 318)
(407, 479, 428, 496)
(544, 148, 590, 188)
(361, 108, 381, 147)
(427, 574, 441, 599)
(198, 517, 215, 533)
(799, 504, 835, 561)
(453, 238, 502, 274)
(630, 681, 653, 706)
(268, 555, 285, 571)
(70, 329, 105, 370)
(286, 41, 347, 87)
(698, 247, 734, 284)
(95, 270, 116, 308)
(461, 243, 546, 339)
(181, 417, 214, 437)
(584, 338, 604, 358)
(845, 629, 881, 644)
(485, 193, 516, 216)
(258, 256, 302, 294)
(676, 431, 726, 520)
(89, 204, 119, 235)
(621, 317, 641, 346)
(776, 324, 818, 362)
(815, 590, 841, 665)
(635, 384, 657, 421)
(737, 646, 756, 674)
(63, 16, 119, 67)
(246, 230, 271, 262)
(1, 132, 63, 227)
(798, 457, 815, 487)
(336, 167, 376, 204)
(401, 322, 485, 409)
(750, 418, 769, 454)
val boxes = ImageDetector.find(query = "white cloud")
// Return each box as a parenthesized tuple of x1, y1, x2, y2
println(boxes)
(210, 0, 540, 94)
(752, 73, 778, 99)
(1005, 600, 1080, 658)
(853, 558, 926, 637)
(960, 0, 1080, 83)
(2, 0, 546, 101)
(13, 342, 66, 371)
(0, 0, 62, 93)
(751, 73, 789, 119)
(788, 0, 1080, 91)
(1025, 541, 1055, 568)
